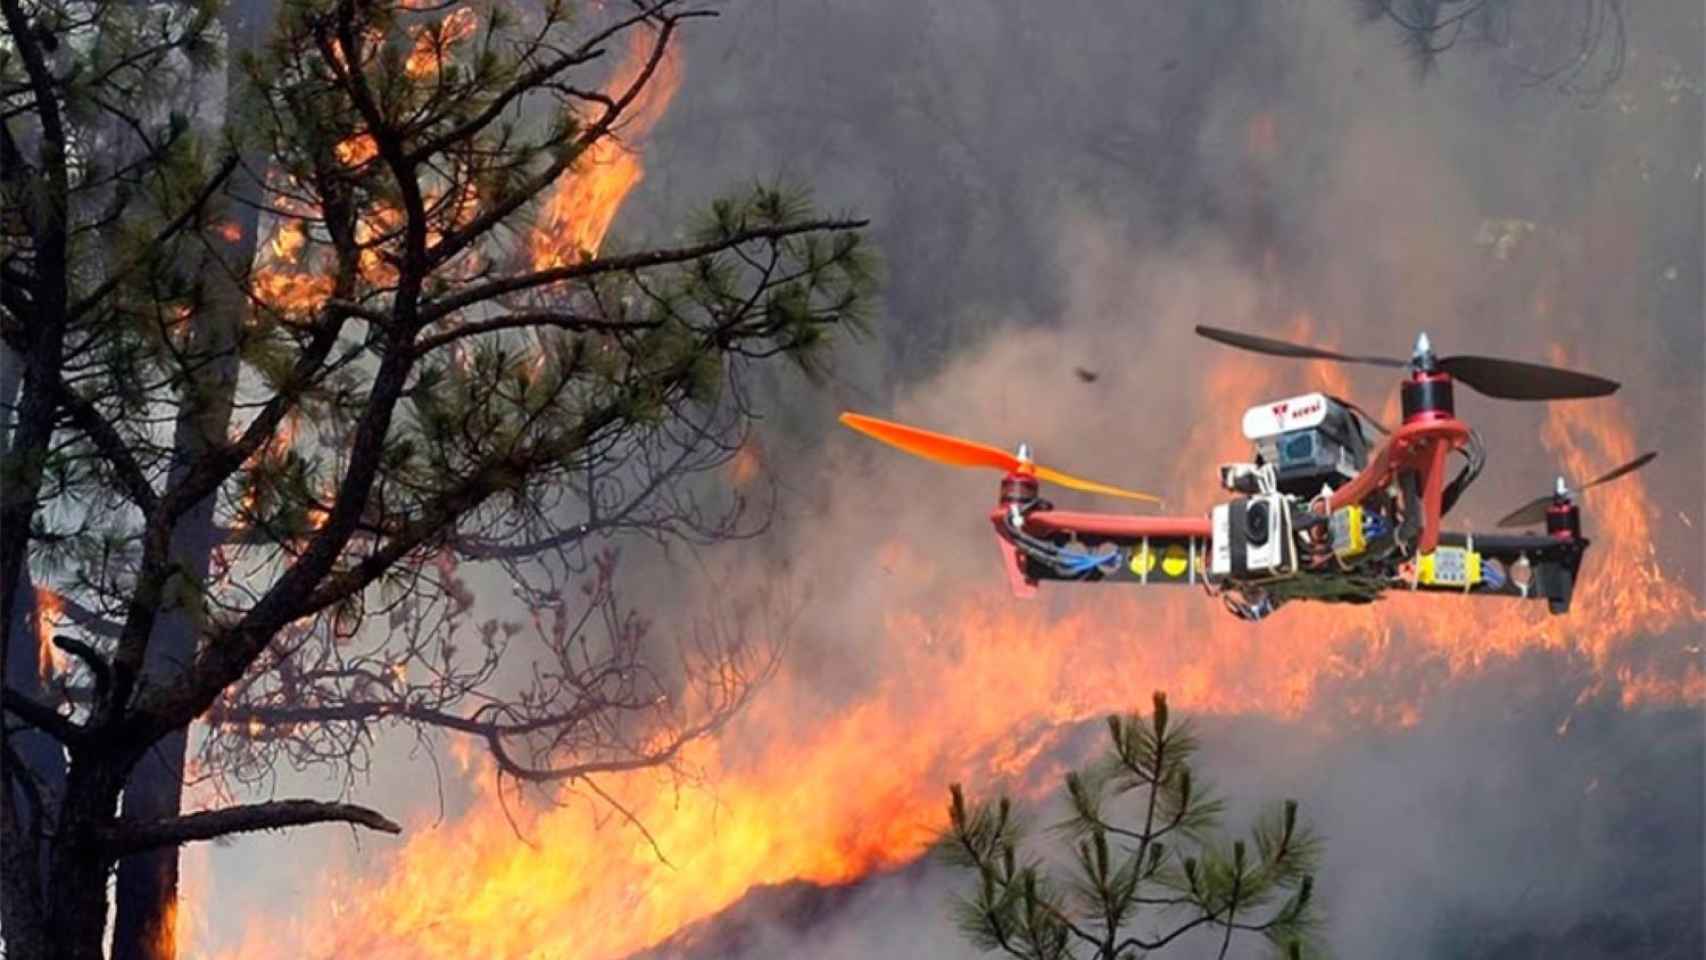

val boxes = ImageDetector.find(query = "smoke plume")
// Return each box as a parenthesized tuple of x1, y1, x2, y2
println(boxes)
(189, 0, 1703, 956)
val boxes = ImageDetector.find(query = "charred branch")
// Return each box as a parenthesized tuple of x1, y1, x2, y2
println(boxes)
(2, 685, 84, 746)
(103, 799, 401, 857)
(51, 636, 112, 706)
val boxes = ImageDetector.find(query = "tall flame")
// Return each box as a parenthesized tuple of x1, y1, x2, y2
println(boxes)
(34, 586, 67, 683)
(185, 9, 1699, 958)
(529, 32, 684, 270)
(248, 26, 680, 319)
(205, 376, 1701, 960)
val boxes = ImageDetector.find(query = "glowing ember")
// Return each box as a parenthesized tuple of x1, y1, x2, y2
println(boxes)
(156, 899, 179, 959)
(336, 133, 378, 168)
(729, 438, 762, 489)
(164, 304, 194, 349)
(270, 221, 307, 263)
(34, 587, 67, 683)
(405, 7, 479, 77)
(252, 270, 334, 316)
(356, 204, 404, 287)
(530, 32, 683, 270)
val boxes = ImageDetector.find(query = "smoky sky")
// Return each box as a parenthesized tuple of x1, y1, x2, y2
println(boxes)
(616, 0, 1705, 957)
(193, 0, 1703, 956)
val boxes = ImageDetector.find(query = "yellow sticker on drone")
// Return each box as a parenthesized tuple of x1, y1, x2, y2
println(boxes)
(1129, 545, 1156, 576)
(1161, 543, 1189, 578)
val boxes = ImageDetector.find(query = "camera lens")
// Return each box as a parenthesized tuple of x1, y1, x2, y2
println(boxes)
(1282, 432, 1314, 464)
(1245, 500, 1270, 545)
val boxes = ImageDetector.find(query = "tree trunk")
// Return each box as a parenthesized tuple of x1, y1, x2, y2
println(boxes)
(1, 326, 69, 960)
(47, 759, 127, 960)
(109, 196, 255, 960)
(2, 582, 67, 960)
(109, 5, 273, 954)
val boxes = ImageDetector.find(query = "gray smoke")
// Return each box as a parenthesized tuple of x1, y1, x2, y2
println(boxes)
(615, 0, 1706, 956)
(190, 0, 1704, 955)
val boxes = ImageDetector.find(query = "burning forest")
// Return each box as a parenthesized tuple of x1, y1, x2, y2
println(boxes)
(2, 0, 1701, 959)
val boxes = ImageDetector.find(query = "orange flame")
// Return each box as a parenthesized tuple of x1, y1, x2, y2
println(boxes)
(530, 32, 683, 270)
(228, 412, 306, 539)
(335, 133, 379, 169)
(729, 438, 762, 489)
(206, 368, 1700, 960)
(252, 270, 334, 317)
(192, 16, 1698, 959)
(270, 220, 306, 263)
(33, 587, 67, 683)
(356, 204, 404, 287)
(405, 7, 479, 77)
(156, 898, 179, 959)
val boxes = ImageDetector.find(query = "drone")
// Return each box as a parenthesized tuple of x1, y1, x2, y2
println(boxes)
(841, 326, 1658, 621)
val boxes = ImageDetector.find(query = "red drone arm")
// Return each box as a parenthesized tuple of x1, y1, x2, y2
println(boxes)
(1327, 416, 1472, 553)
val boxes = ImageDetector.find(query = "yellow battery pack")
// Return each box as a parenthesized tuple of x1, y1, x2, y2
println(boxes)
(1329, 506, 1366, 560)
(1418, 547, 1482, 587)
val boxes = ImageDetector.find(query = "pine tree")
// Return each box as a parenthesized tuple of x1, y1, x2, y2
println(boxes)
(939, 692, 1321, 960)
(0, 0, 875, 956)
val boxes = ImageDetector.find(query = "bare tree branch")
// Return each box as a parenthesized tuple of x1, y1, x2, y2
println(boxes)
(103, 799, 401, 856)
(2, 686, 85, 746)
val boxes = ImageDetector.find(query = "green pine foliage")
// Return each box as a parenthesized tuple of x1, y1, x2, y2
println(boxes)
(9, 0, 877, 647)
(938, 692, 1321, 960)
(3, 0, 874, 949)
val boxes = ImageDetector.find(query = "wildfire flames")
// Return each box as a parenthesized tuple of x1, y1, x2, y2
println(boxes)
(334, 133, 379, 169)
(247, 24, 676, 318)
(179, 12, 1702, 960)
(404, 7, 479, 78)
(529, 32, 683, 270)
(33, 586, 67, 683)
(199, 371, 1702, 959)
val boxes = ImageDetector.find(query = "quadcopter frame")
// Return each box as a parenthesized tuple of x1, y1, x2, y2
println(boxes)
(843, 326, 1645, 620)
(989, 370, 1587, 614)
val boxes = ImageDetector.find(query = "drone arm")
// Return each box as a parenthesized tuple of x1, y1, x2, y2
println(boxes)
(991, 507, 1214, 590)
(1329, 417, 1473, 551)
(1019, 512, 1212, 540)
(1416, 440, 1452, 553)
(993, 533, 1038, 598)
(1401, 530, 1587, 614)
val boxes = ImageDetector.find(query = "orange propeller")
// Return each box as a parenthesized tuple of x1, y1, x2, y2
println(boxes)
(838, 412, 1162, 504)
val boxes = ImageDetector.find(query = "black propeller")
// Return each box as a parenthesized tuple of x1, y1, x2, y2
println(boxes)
(1194, 325, 1620, 401)
(1194, 326, 1407, 368)
(1495, 451, 1658, 528)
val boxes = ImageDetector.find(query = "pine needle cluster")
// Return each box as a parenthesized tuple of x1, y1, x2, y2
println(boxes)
(938, 692, 1322, 960)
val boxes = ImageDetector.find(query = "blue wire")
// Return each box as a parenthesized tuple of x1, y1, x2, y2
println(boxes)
(1057, 548, 1116, 575)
